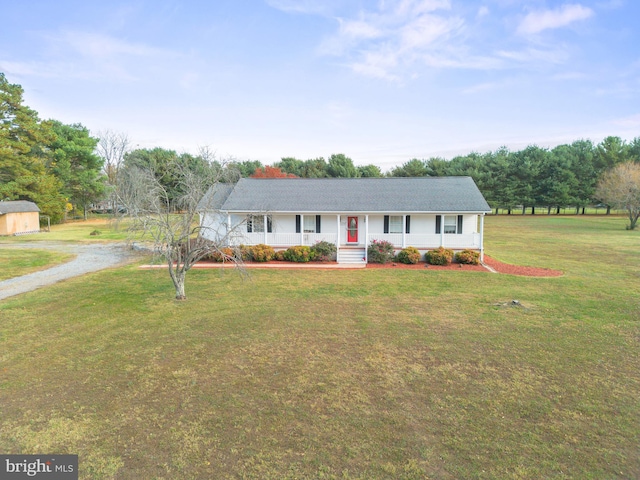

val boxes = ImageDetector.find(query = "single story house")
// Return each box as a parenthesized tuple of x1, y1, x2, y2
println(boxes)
(198, 177, 491, 264)
(0, 200, 40, 236)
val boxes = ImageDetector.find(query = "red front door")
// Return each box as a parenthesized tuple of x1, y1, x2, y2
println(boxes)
(347, 216, 358, 243)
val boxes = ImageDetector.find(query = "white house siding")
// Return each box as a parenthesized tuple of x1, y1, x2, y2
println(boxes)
(201, 212, 481, 251)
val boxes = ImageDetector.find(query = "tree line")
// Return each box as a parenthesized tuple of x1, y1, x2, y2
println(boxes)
(3, 71, 639, 224)
(259, 140, 640, 215)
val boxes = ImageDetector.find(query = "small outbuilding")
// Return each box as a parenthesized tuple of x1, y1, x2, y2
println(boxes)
(0, 200, 41, 235)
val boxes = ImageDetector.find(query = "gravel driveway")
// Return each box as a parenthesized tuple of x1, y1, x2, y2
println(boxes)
(0, 242, 137, 301)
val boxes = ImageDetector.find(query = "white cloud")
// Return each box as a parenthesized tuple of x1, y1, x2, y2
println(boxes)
(265, 0, 337, 15)
(517, 4, 594, 35)
(339, 19, 382, 40)
(318, 0, 465, 80)
(477, 6, 490, 18)
(56, 31, 165, 58)
(13, 30, 184, 82)
(613, 114, 640, 127)
(497, 47, 569, 64)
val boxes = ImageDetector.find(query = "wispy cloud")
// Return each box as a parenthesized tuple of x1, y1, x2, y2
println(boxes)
(265, 0, 339, 15)
(2, 30, 182, 83)
(316, 0, 475, 80)
(612, 113, 640, 127)
(497, 46, 569, 64)
(517, 4, 594, 35)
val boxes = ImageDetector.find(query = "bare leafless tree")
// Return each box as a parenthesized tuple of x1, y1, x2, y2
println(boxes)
(596, 162, 640, 230)
(117, 160, 245, 300)
(96, 130, 131, 211)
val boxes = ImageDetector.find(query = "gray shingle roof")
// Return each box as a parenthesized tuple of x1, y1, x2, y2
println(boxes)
(0, 200, 40, 214)
(197, 183, 235, 211)
(204, 177, 490, 213)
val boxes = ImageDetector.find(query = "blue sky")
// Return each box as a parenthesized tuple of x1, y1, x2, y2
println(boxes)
(1, 0, 638, 170)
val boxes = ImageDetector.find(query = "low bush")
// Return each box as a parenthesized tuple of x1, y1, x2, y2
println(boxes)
(367, 239, 395, 264)
(208, 247, 236, 262)
(455, 249, 480, 265)
(310, 241, 337, 261)
(274, 250, 286, 261)
(251, 244, 275, 262)
(238, 245, 253, 261)
(425, 246, 454, 265)
(396, 246, 421, 264)
(283, 245, 315, 263)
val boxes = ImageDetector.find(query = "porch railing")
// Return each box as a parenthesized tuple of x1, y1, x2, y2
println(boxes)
(368, 233, 481, 249)
(235, 232, 338, 247)
(233, 232, 480, 250)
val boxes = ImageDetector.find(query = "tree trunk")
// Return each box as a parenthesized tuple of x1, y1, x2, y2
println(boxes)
(606, 206, 611, 215)
(556, 207, 560, 214)
(174, 279, 186, 300)
(531, 206, 535, 215)
(168, 262, 187, 300)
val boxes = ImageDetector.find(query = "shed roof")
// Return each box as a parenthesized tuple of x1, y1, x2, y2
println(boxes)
(201, 177, 491, 214)
(0, 200, 40, 214)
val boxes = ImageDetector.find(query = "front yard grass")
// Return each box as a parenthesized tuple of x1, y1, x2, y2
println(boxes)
(0, 215, 638, 479)
(0, 249, 74, 280)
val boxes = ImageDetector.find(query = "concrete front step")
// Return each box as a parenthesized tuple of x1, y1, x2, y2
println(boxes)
(338, 248, 366, 264)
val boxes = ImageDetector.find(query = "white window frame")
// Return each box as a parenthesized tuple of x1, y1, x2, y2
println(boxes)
(388, 215, 403, 234)
(443, 215, 457, 234)
(303, 215, 316, 233)
(248, 215, 267, 233)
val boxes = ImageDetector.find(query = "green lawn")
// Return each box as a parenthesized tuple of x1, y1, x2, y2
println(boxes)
(0, 217, 130, 244)
(0, 249, 74, 280)
(0, 215, 638, 479)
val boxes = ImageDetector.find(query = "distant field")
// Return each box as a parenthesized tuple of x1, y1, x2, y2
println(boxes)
(492, 207, 626, 215)
(0, 215, 638, 479)
(0, 217, 130, 244)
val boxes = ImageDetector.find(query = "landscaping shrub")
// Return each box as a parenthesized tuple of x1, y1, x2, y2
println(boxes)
(455, 249, 480, 265)
(310, 240, 337, 261)
(396, 246, 421, 264)
(274, 250, 286, 261)
(367, 239, 395, 264)
(283, 245, 315, 263)
(425, 246, 454, 265)
(251, 244, 275, 262)
(208, 247, 236, 262)
(238, 245, 252, 261)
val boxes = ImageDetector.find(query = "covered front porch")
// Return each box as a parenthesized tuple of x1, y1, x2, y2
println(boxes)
(235, 213, 485, 264)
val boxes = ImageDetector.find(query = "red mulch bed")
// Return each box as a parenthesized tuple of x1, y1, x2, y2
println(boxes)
(366, 255, 563, 277)
(196, 257, 563, 277)
(482, 256, 563, 277)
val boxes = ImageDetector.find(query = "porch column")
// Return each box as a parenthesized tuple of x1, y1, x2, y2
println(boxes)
(402, 214, 406, 248)
(365, 214, 369, 262)
(263, 215, 268, 244)
(336, 214, 340, 263)
(479, 214, 485, 262)
(300, 214, 304, 245)
(440, 216, 444, 247)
